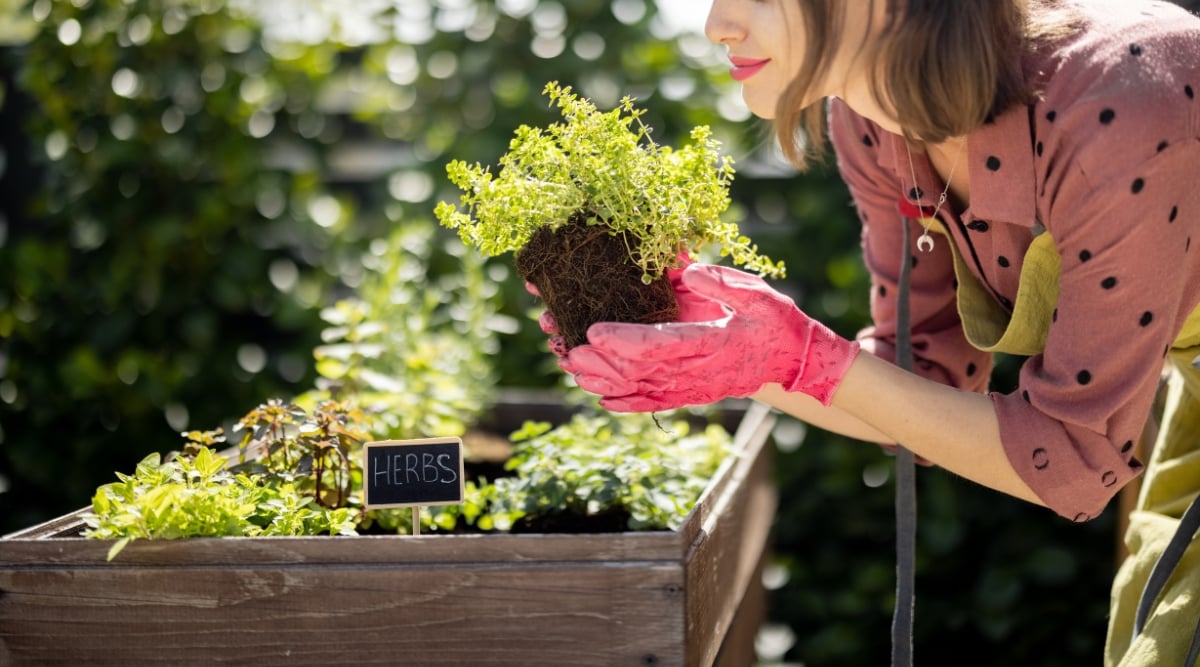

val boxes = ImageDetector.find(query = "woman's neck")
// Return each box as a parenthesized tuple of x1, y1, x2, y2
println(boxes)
(922, 137, 971, 210)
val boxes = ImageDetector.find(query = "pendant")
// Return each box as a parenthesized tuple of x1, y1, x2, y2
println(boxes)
(917, 232, 935, 253)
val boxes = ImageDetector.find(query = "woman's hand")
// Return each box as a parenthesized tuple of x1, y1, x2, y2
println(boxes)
(560, 263, 860, 412)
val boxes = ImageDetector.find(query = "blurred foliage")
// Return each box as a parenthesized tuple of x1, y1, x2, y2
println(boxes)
(2, 0, 349, 532)
(0, 0, 1158, 664)
(297, 221, 500, 440)
(766, 424, 1115, 665)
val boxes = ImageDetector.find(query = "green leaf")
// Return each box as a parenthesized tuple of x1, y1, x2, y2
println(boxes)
(106, 537, 132, 562)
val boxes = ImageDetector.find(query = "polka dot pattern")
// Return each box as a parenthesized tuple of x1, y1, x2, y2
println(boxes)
(827, 0, 1198, 522)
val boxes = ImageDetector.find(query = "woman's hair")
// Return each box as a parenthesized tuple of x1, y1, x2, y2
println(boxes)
(776, 0, 1078, 169)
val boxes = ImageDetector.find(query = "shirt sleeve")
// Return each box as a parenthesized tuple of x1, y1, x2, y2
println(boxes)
(993, 125, 1200, 522)
(827, 99, 993, 393)
(990, 14, 1200, 521)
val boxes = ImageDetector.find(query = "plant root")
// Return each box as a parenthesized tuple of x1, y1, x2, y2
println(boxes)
(515, 214, 679, 349)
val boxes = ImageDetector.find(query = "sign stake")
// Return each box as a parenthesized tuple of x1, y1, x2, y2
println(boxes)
(412, 507, 420, 537)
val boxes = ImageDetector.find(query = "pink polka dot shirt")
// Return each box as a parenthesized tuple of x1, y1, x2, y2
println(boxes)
(828, 0, 1200, 520)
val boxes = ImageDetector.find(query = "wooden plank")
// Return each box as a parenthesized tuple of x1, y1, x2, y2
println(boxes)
(677, 401, 774, 552)
(0, 531, 685, 567)
(0, 562, 685, 666)
(1, 507, 93, 539)
(684, 408, 778, 667)
(714, 551, 769, 667)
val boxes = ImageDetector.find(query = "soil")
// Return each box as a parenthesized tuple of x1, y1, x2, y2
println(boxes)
(509, 507, 633, 534)
(513, 213, 679, 349)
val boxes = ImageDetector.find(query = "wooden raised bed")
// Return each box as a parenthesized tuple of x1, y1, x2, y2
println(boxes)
(0, 399, 777, 666)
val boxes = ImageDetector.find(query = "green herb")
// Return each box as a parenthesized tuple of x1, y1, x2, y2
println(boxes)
(86, 398, 733, 550)
(84, 446, 358, 561)
(435, 81, 785, 284)
(492, 412, 733, 531)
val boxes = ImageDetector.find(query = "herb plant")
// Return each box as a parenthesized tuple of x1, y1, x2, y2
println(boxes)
(85, 400, 733, 552)
(488, 411, 733, 531)
(85, 445, 358, 560)
(434, 81, 785, 284)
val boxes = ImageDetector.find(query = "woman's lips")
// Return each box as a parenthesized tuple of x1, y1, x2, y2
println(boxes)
(729, 57, 769, 82)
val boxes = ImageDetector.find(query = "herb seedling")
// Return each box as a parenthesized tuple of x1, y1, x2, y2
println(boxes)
(436, 81, 784, 347)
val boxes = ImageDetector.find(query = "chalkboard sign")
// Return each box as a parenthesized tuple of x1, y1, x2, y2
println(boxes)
(363, 437, 465, 509)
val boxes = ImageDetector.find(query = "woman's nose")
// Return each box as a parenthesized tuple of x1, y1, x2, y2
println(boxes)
(704, 0, 742, 45)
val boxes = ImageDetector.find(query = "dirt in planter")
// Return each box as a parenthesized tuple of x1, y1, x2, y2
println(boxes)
(514, 214, 679, 349)
(509, 507, 633, 534)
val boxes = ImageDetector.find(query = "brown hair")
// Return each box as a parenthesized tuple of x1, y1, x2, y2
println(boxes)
(776, 0, 1077, 169)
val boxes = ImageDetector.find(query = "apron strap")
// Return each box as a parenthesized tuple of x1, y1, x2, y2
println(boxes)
(1189, 616, 1200, 667)
(892, 217, 918, 667)
(1133, 491, 1200, 666)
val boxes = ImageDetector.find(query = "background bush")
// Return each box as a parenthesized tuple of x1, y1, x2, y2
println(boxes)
(5, 1, 1196, 664)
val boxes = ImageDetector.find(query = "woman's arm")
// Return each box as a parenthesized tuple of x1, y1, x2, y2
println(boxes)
(756, 353, 1043, 505)
(752, 382, 893, 444)
(841, 353, 1041, 504)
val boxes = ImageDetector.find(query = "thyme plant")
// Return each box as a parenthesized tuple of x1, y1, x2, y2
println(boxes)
(435, 82, 785, 284)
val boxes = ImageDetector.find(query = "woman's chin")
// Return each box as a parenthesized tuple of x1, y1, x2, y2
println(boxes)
(743, 98, 776, 120)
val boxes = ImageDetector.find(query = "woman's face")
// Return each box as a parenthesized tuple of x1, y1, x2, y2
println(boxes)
(705, 0, 808, 119)
(705, 0, 880, 120)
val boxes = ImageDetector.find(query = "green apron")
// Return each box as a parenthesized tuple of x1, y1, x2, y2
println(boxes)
(919, 218, 1200, 665)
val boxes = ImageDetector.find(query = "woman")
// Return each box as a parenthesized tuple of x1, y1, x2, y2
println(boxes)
(548, 0, 1200, 664)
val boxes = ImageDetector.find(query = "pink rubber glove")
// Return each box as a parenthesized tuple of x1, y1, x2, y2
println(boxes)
(560, 264, 860, 412)
(524, 282, 570, 358)
(526, 253, 725, 360)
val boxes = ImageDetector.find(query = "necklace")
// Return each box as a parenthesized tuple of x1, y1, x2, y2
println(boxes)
(903, 138, 965, 253)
